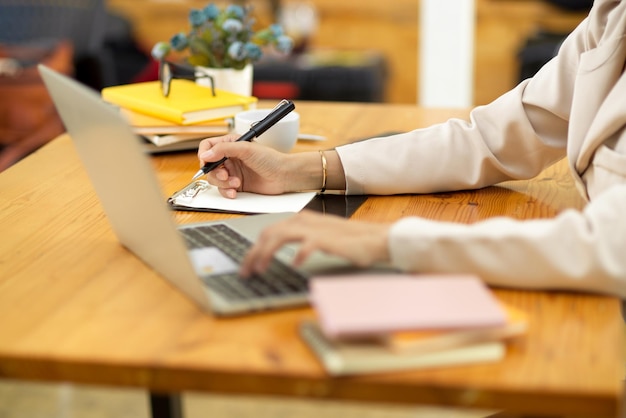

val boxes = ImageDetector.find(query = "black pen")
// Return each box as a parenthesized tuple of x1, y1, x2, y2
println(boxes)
(192, 99, 296, 180)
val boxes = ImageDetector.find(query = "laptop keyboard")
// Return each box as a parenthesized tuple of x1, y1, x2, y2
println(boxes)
(180, 224, 309, 302)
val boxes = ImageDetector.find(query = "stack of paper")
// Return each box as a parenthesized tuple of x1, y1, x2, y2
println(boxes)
(101, 80, 258, 153)
(301, 274, 526, 375)
(118, 108, 233, 153)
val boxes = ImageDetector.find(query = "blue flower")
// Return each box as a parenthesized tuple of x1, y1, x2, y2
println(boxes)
(170, 32, 189, 51)
(153, 3, 293, 68)
(189, 9, 206, 27)
(275, 35, 293, 54)
(227, 41, 246, 61)
(222, 18, 243, 34)
(270, 24, 283, 37)
(244, 42, 262, 61)
(225, 5, 245, 19)
(150, 42, 171, 60)
(203, 4, 220, 20)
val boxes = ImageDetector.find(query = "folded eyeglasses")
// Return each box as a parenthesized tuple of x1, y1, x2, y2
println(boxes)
(158, 60, 216, 97)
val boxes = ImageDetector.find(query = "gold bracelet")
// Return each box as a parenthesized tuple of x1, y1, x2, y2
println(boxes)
(319, 150, 327, 193)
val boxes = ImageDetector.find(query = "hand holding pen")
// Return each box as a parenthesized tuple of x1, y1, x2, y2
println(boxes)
(192, 99, 296, 180)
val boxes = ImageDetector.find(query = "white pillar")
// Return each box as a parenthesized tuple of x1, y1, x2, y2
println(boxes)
(418, 0, 475, 107)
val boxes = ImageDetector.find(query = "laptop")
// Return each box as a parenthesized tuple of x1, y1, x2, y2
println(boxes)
(39, 64, 349, 316)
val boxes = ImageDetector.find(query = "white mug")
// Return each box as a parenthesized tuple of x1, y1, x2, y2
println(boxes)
(234, 108, 300, 153)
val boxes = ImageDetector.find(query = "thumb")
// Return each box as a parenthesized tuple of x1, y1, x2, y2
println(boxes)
(199, 139, 255, 164)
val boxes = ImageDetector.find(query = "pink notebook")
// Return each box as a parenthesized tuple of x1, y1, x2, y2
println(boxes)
(309, 274, 507, 339)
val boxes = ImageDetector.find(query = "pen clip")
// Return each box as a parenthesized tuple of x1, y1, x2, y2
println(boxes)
(270, 99, 291, 112)
(250, 99, 291, 129)
(249, 99, 295, 136)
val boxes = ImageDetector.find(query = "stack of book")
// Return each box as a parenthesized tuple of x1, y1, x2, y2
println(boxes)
(101, 79, 258, 153)
(300, 274, 527, 376)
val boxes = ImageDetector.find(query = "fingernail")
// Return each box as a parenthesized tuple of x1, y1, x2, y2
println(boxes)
(200, 150, 214, 159)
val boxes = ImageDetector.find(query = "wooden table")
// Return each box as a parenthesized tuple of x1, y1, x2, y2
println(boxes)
(0, 101, 623, 418)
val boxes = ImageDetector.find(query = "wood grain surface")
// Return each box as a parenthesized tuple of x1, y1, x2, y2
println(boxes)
(0, 101, 622, 417)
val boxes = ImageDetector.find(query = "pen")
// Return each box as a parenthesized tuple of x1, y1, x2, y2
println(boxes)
(192, 99, 296, 180)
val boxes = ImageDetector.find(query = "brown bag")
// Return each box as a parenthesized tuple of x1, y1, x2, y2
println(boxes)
(0, 40, 74, 171)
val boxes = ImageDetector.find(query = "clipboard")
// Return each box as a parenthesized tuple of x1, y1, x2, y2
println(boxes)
(167, 180, 317, 214)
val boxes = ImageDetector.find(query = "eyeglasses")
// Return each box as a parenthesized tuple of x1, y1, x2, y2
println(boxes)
(158, 60, 216, 97)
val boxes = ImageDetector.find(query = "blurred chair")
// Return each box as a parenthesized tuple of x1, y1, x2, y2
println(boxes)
(0, 0, 115, 171)
(0, 0, 115, 88)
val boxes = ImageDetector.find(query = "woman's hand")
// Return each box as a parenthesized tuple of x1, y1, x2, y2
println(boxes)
(240, 210, 391, 277)
(198, 134, 291, 198)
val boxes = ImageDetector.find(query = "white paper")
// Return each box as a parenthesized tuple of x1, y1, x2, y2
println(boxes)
(173, 183, 316, 214)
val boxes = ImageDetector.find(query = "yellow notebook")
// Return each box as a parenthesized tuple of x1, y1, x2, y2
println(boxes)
(381, 304, 527, 354)
(102, 80, 258, 125)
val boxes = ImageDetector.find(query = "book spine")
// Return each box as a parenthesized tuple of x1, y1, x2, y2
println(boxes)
(299, 321, 344, 375)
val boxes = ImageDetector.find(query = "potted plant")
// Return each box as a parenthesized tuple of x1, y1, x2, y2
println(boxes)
(151, 3, 293, 96)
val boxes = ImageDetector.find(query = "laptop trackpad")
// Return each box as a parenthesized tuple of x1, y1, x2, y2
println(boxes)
(189, 247, 238, 276)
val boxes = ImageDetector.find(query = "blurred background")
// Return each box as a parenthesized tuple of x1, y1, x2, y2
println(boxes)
(100, 0, 590, 105)
(0, 0, 592, 104)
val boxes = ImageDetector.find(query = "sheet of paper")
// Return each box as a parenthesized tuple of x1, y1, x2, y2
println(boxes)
(171, 182, 316, 214)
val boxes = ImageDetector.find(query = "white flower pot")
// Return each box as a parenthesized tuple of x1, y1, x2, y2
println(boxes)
(195, 63, 253, 97)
